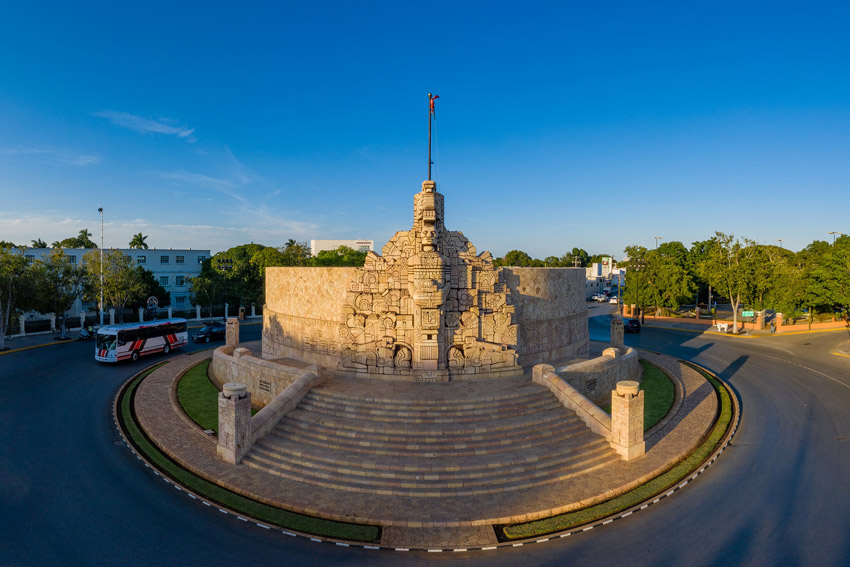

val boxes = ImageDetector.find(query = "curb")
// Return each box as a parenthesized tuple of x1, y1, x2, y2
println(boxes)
(113, 358, 740, 553)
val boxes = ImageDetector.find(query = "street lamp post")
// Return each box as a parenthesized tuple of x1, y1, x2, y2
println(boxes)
(98, 207, 104, 327)
(828, 231, 844, 244)
(776, 239, 783, 249)
(654, 236, 663, 250)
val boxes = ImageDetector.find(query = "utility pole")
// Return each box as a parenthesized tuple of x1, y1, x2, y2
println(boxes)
(654, 236, 663, 250)
(98, 207, 104, 327)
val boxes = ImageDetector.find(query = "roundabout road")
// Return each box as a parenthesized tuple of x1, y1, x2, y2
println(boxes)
(1, 314, 849, 566)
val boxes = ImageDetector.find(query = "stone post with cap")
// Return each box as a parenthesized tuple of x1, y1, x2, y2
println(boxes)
(226, 318, 239, 348)
(610, 380, 645, 460)
(217, 382, 252, 464)
(611, 316, 624, 349)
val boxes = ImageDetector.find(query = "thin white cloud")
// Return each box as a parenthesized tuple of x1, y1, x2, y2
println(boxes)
(160, 170, 248, 203)
(94, 111, 197, 142)
(0, 147, 102, 166)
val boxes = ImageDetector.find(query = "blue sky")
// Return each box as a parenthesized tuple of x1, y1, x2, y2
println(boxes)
(2, 1, 849, 258)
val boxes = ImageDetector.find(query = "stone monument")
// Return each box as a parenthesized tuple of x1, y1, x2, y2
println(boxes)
(261, 179, 589, 381)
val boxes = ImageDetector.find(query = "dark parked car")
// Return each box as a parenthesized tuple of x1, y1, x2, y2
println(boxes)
(192, 323, 226, 343)
(624, 318, 641, 333)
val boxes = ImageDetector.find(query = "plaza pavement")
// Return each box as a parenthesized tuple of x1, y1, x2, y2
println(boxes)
(130, 340, 721, 548)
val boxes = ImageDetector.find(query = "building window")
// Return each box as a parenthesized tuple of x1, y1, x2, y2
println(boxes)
(160, 255, 170, 264)
(176, 255, 185, 264)
(198, 255, 206, 264)
(124, 255, 132, 263)
(159, 276, 169, 286)
(68, 255, 77, 264)
(176, 276, 185, 287)
(24, 254, 35, 263)
(176, 296, 185, 305)
(137, 256, 146, 264)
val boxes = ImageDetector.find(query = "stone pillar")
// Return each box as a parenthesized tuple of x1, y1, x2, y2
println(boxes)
(138, 307, 145, 322)
(610, 380, 645, 460)
(50, 314, 56, 332)
(251, 304, 256, 318)
(79, 312, 86, 330)
(196, 304, 201, 320)
(217, 383, 252, 464)
(610, 317, 624, 348)
(226, 317, 239, 348)
(224, 302, 229, 320)
(775, 313, 783, 332)
(20, 317, 26, 336)
(756, 311, 765, 330)
(166, 307, 172, 319)
(694, 307, 700, 320)
(109, 308, 115, 325)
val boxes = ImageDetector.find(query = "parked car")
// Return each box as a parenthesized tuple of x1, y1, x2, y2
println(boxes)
(596, 294, 609, 302)
(609, 296, 619, 304)
(192, 323, 226, 343)
(624, 318, 641, 333)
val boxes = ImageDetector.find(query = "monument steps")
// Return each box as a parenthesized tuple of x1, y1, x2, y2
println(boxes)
(243, 447, 618, 497)
(241, 376, 621, 497)
(271, 413, 588, 457)
(303, 386, 552, 411)
(282, 404, 573, 438)
(248, 435, 613, 479)
(295, 395, 563, 423)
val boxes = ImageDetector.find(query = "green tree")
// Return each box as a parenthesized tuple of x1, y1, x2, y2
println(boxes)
(52, 228, 98, 249)
(281, 239, 311, 266)
(129, 233, 149, 249)
(127, 267, 171, 316)
(34, 248, 90, 339)
(0, 245, 41, 350)
(82, 249, 145, 322)
(641, 241, 695, 312)
(190, 260, 225, 319)
(502, 250, 534, 267)
(31, 238, 47, 248)
(564, 248, 590, 267)
(312, 246, 368, 267)
(707, 232, 758, 333)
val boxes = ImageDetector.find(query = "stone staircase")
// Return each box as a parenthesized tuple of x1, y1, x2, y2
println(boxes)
(242, 376, 620, 497)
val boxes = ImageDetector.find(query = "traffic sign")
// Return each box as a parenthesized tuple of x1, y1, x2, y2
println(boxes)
(742, 310, 755, 317)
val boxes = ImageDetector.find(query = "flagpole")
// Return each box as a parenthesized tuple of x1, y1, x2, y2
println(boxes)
(428, 92, 432, 180)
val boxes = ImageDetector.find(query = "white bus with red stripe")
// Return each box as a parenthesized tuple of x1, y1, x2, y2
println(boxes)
(95, 318, 188, 362)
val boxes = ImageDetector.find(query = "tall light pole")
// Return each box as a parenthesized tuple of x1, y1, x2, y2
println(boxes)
(776, 239, 783, 249)
(828, 231, 844, 244)
(98, 207, 104, 327)
(654, 236, 663, 250)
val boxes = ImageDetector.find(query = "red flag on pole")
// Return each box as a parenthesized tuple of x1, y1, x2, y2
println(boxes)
(430, 94, 439, 116)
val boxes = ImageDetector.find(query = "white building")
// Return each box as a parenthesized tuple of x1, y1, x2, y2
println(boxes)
(310, 239, 374, 256)
(585, 257, 625, 299)
(24, 247, 209, 315)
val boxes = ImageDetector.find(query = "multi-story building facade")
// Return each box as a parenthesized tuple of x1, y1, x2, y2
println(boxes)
(310, 239, 374, 256)
(24, 247, 210, 316)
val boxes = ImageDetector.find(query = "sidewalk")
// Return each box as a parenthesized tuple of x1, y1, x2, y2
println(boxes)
(641, 316, 849, 338)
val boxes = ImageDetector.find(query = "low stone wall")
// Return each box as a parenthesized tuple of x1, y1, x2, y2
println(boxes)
(554, 347, 641, 406)
(533, 365, 612, 440)
(210, 345, 315, 408)
(250, 371, 322, 442)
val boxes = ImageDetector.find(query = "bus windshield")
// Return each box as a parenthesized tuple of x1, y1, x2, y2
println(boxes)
(96, 333, 117, 351)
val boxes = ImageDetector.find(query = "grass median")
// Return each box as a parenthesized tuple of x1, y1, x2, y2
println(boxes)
(499, 361, 733, 541)
(117, 362, 381, 543)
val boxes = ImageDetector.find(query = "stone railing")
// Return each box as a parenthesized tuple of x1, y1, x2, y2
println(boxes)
(552, 346, 641, 406)
(217, 369, 323, 464)
(210, 344, 314, 408)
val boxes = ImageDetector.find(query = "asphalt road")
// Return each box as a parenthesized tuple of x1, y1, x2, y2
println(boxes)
(1, 313, 849, 566)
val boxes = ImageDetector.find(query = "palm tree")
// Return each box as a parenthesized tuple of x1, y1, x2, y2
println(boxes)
(31, 238, 47, 248)
(77, 228, 97, 249)
(129, 233, 149, 249)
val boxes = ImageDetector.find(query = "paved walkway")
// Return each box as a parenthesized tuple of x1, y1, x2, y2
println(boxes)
(133, 341, 718, 548)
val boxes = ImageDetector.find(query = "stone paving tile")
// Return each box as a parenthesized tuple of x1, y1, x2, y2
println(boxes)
(133, 342, 717, 549)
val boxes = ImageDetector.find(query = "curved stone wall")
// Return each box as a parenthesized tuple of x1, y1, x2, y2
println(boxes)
(502, 267, 589, 366)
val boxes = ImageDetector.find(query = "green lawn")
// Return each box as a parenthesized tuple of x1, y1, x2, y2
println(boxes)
(176, 359, 220, 433)
(600, 359, 675, 430)
(500, 361, 733, 540)
(117, 362, 381, 543)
